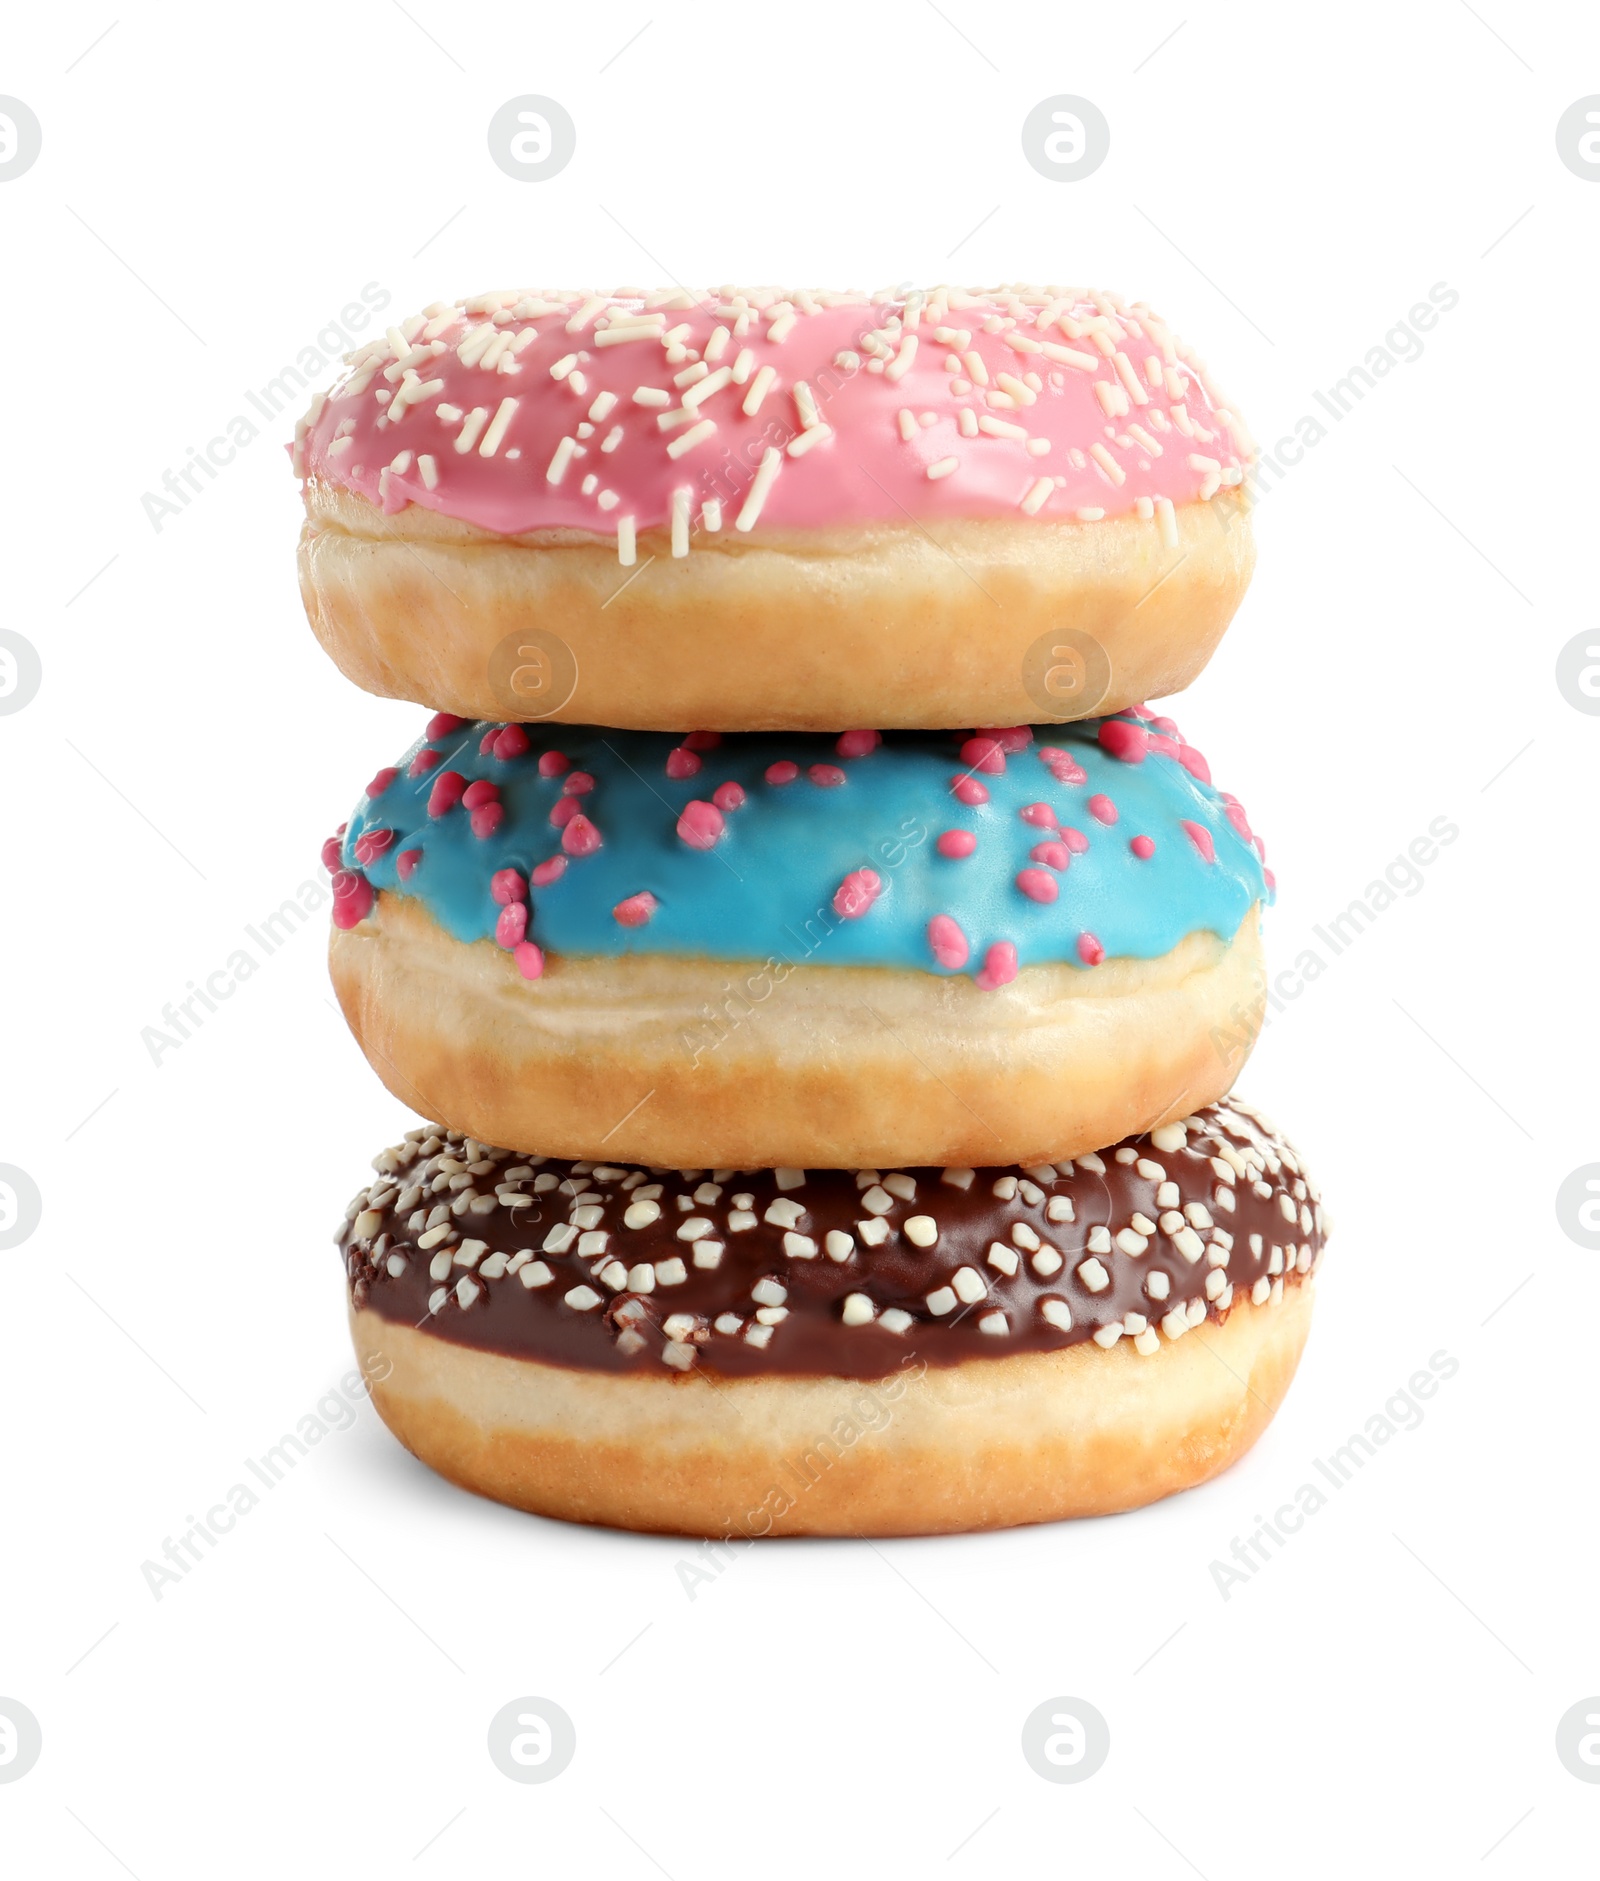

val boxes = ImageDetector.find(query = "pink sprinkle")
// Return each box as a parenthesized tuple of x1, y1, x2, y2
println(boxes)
(1016, 868, 1058, 903)
(330, 870, 373, 930)
(1263, 867, 1277, 892)
(1125, 702, 1153, 720)
(320, 834, 343, 872)
(478, 728, 501, 755)
(396, 848, 422, 881)
(1175, 743, 1211, 783)
(1061, 826, 1090, 854)
(665, 747, 702, 779)
(1151, 715, 1179, 735)
(1145, 733, 1179, 759)
(836, 729, 882, 759)
(979, 727, 1033, 753)
(538, 751, 570, 778)
(1224, 798, 1253, 841)
(462, 779, 499, 810)
(366, 766, 398, 798)
(975, 941, 1018, 991)
(1078, 932, 1105, 966)
(833, 868, 882, 919)
(408, 747, 442, 777)
(563, 771, 595, 797)
(613, 891, 659, 928)
(1030, 841, 1071, 870)
(495, 902, 528, 948)
(427, 771, 466, 817)
(937, 829, 977, 859)
(470, 802, 504, 840)
(550, 796, 580, 829)
(1019, 802, 1057, 828)
(562, 814, 602, 857)
(809, 764, 846, 788)
(1254, 835, 1267, 860)
(928, 913, 969, 969)
(1041, 753, 1088, 787)
(960, 736, 1006, 774)
(426, 712, 464, 740)
(950, 775, 989, 806)
(531, 856, 567, 887)
(765, 761, 800, 785)
(353, 827, 396, 865)
(494, 724, 531, 761)
(1130, 835, 1156, 859)
(684, 729, 722, 751)
(1098, 720, 1149, 764)
(491, 868, 527, 905)
(676, 801, 725, 850)
(513, 940, 545, 980)
(1087, 793, 1118, 825)
(713, 781, 747, 812)
(1181, 819, 1217, 863)
(336, 821, 347, 837)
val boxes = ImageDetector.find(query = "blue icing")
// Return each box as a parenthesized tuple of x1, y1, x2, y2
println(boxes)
(339, 718, 1270, 975)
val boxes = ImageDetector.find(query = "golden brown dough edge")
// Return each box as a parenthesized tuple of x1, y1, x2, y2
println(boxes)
(351, 1283, 1312, 1536)
(327, 895, 1265, 1167)
(298, 481, 1254, 731)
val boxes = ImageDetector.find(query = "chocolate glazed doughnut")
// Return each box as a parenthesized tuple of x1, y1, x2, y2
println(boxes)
(338, 1097, 1327, 1535)
(291, 285, 1255, 731)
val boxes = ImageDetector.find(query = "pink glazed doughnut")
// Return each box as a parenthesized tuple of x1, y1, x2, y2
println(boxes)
(293, 285, 1256, 731)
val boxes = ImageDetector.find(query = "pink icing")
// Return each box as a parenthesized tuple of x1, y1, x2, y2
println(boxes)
(294, 287, 1250, 549)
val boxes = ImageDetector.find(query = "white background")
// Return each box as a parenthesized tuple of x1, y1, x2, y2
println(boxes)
(2, 2, 1596, 1874)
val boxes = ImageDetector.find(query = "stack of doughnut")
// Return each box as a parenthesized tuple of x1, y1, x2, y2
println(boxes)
(293, 284, 1326, 1536)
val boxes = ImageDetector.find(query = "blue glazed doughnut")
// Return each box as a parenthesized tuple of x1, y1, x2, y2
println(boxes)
(326, 710, 1271, 1167)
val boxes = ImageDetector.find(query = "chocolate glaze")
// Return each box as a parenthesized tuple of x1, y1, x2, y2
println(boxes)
(338, 1100, 1325, 1380)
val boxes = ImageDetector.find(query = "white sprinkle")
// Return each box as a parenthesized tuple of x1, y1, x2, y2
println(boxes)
(951, 1265, 986, 1304)
(880, 1308, 913, 1334)
(1077, 1256, 1111, 1293)
(666, 418, 716, 459)
(1040, 1298, 1073, 1332)
(841, 1293, 876, 1326)
(655, 1257, 688, 1286)
(564, 1285, 602, 1311)
(632, 386, 671, 406)
(978, 415, 1028, 440)
(1046, 1195, 1075, 1224)
(978, 1311, 1009, 1336)
(825, 1230, 855, 1261)
(786, 424, 832, 457)
(1088, 442, 1125, 486)
(884, 335, 918, 382)
(519, 1260, 554, 1289)
(735, 447, 783, 530)
(478, 397, 519, 457)
(859, 1185, 894, 1216)
(775, 1168, 806, 1190)
(546, 435, 578, 483)
(682, 365, 734, 412)
(693, 1240, 724, 1269)
(1115, 1228, 1149, 1258)
(670, 487, 692, 557)
(925, 1286, 957, 1317)
(677, 1216, 714, 1241)
(742, 365, 777, 415)
(588, 391, 618, 421)
(751, 1277, 788, 1307)
(857, 1217, 891, 1247)
(903, 1215, 938, 1247)
(417, 454, 438, 490)
(623, 1200, 661, 1229)
(941, 1168, 976, 1191)
(1020, 476, 1054, 515)
(926, 456, 959, 480)
(987, 1243, 1019, 1277)
(784, 1231, 818, 1260)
